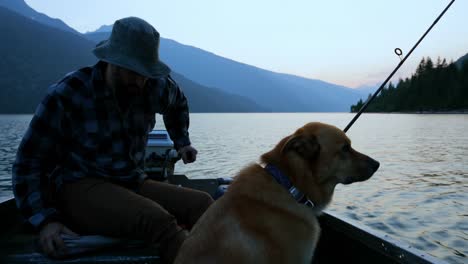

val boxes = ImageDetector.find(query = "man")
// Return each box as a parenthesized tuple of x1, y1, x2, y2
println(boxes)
(11, 17, 213, 263)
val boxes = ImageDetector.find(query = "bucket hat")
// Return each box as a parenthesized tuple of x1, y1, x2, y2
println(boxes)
(93, 17, 170, 78)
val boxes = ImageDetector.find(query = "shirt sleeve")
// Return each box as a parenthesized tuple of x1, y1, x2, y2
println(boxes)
(148, 75, 191, 150)
(12, 89, 65, 229)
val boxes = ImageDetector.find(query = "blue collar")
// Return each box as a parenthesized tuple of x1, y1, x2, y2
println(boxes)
(264, 163, 293, 189)
(264, 164, 314, 207)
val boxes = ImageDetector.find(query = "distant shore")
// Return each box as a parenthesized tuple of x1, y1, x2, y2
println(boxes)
(410, 110, 468, 114)
(353, 110, 468, 114)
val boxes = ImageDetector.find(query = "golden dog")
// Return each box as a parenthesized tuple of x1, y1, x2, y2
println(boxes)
(174, 122, 379, 264)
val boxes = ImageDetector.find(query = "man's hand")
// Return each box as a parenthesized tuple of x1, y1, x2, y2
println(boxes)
(178, 145, 198, 164)
(39, 221, 79, 258)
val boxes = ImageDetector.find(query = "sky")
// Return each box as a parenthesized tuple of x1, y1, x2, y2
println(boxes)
(25, 0, 468, 88)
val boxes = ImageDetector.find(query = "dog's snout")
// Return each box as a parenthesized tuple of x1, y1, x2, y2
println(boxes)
(368, 158, 380, 173)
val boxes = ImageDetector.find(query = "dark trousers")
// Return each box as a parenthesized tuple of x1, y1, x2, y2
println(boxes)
(57, 177, 213, 263)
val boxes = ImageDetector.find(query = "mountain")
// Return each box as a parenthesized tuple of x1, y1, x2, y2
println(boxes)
(456, 53, 468, 68)
(85, 29, 362, 112)
(355, 83, 380, 99)
(171, 72, 267, 112)
(161, 39, 362, 112)
(84, 31, 112, 43)
(0, 7, 263, 113)
(86, 24, 113, 34)
(0, 0, 79, 34)
(8, 0, 362, 112)
(0, 6, 96, 113)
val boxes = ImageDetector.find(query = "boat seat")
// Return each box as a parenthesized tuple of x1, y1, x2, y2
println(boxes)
(0, 175, 222, 264)
(0, 227, 162, 264)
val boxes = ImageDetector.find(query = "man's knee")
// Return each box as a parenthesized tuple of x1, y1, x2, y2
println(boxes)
(200, 192, 214, 208)
(196, 191, 214, 212)
(187, 191, 214, 227)
(131, 205, 178, 241)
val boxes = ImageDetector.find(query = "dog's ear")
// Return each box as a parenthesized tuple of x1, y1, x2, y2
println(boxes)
(281, 135, 320, 160)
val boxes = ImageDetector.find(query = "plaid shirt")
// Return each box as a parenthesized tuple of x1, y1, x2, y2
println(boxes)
(12, 61, 191, 229)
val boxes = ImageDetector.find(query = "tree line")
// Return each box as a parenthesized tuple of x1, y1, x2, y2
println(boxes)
(351, 57, 468, 112)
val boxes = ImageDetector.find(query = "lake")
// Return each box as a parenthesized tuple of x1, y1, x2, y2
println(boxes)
(1, 113, 467, 263)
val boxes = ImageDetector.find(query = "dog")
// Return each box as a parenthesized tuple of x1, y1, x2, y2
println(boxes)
(174, 122, 379, 264)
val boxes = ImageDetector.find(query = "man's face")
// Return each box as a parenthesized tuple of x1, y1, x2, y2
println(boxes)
(107, 64, 149, 97)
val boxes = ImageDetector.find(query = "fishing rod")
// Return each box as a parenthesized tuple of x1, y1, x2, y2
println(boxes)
(343, 0, 456, 133)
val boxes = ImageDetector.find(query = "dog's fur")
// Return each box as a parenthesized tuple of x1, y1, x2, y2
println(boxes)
(174, 122, 379, 264)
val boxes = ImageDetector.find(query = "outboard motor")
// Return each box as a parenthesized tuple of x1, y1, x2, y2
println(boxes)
(145, 130, 180, 181)
(144, 129, 234, 199)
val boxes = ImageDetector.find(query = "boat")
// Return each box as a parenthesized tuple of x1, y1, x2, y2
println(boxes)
(0, 130, 448, 263)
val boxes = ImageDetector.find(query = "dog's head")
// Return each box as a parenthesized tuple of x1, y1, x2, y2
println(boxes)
(261, 122, 379, 208)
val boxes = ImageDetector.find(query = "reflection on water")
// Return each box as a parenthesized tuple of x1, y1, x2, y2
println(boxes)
(0, 115, 30, 199)
(1, 113, 467, 263)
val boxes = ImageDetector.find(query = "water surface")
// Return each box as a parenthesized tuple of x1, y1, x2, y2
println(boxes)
(1, 113, 467, 263)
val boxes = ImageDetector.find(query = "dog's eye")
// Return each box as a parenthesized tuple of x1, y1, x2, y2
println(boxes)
(342, 144, 351, 152)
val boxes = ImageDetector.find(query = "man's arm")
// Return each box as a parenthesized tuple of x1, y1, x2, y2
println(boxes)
(12, 90, 64, 230)
(151, 75, 191, 150)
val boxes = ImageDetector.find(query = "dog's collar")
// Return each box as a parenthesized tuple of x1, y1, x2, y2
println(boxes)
(264, 164, 314, 207)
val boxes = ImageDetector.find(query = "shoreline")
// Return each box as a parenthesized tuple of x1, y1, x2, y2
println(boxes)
(353, 110, 468, 114)
(408, 110, 468, 114)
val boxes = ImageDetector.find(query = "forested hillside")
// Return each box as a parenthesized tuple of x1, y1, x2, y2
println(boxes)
(351, 57, 468, 112)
